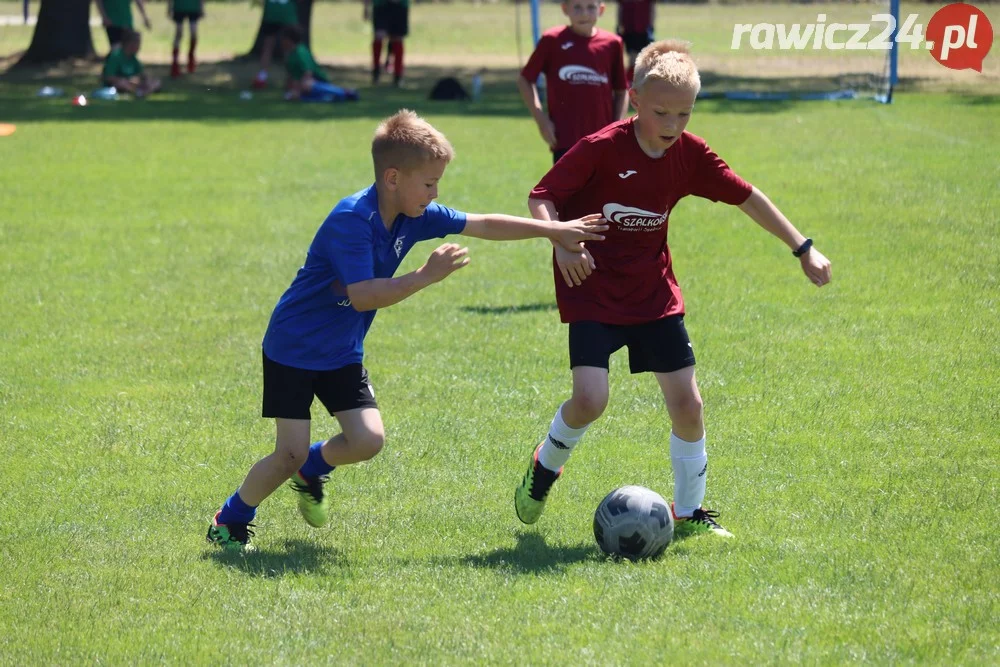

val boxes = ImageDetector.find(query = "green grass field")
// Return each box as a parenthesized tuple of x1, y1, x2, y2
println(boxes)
(1, 2, 998, 664)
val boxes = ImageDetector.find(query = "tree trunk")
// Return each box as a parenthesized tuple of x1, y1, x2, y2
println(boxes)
(15, 0, 97, 67)
(243, 0, 314, 60)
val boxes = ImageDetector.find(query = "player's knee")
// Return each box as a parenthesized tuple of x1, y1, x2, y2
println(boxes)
(571, 391, 608, 423)
(275, 444, 309, 473)
(351, 429, 385, 461)
(669, 393, 704, 427)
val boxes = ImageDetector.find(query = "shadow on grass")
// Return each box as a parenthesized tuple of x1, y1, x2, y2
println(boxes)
(458, 532, 600, 573)
(0, 55, 941, 124)
(460, 302, 557, 315)
(954, 94, 1000, 107)
(0, 60, 527, 123)
(203, 537, 342, 577)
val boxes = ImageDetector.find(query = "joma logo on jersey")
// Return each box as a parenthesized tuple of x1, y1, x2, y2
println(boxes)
(602, 203, 668, 231)
(558, 65, 609, 85)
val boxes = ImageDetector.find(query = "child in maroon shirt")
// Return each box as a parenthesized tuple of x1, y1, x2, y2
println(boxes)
(514, 40, 832, 539)
(517, 0, 628, 163)
(617, 0, 655, 84)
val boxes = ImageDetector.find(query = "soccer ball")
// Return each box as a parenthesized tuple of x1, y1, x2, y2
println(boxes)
(593, 485, 674, 561)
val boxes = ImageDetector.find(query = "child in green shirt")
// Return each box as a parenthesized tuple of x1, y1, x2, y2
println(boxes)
(95, 0, 152, 50)
(280, 25, 359, 102)
(253, 0, 300, 89)
(102, 30, 161, 97)
(167, 0, 203, 77)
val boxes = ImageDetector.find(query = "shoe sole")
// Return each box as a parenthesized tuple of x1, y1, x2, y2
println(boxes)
(514, 489, 541, 525)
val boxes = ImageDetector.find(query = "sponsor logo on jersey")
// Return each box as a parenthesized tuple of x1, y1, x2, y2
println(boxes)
(558, 65, 609, 85)
(602, 203, 669, 232)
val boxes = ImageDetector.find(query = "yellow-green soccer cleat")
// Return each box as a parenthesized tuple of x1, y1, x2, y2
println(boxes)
(206, 511, 256, 553)
(514, 443, 562, 525)
(671, 504, 734, 539)
(289, 472, 330, 528)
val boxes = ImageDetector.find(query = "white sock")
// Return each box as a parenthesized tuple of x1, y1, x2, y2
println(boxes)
(670, 432, 707, 517)
(537, 405, 589, 472)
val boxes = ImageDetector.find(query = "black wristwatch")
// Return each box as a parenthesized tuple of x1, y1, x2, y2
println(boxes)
(793, 238, 813, 257)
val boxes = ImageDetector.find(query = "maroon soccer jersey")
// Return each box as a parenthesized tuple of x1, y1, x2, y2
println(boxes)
(619, 0, 654, 34)
(529, 117, 754, 325)
(520, 26, 627, 152)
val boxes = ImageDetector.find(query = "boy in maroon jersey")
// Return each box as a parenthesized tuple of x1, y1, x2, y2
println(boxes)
(616, 0, 655, 85)
(514, 40, 832, 538)
(517, 0, 629, 163)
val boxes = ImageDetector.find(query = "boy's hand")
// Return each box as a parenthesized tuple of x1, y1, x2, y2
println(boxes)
(535, 115, 557, 148)
(551, 214, 607, 253)
(554, 244, 596, 288)
(422, 243, 470, 283)
(800, 247, 831, 287)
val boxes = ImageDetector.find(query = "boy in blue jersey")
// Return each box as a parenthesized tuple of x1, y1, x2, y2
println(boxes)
(207, 109, 607, 552)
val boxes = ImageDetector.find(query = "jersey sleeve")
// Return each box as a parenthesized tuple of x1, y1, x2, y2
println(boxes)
(688, 139, 754, 205)
(520, 35, 551, 82)
(528, 138, 600, 212)
(326, 214, 376, 285)
(416, 203, 467, 241)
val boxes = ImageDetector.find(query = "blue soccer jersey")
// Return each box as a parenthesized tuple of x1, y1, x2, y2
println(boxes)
(262, 185, 467, 370)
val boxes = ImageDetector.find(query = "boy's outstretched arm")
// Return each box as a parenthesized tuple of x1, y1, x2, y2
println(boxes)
(462, 213, 606, 252)
(738, 187, 832, 287)
(346, 244, 469, 312)
(516, 75, 557, 148)
(527, 198, 598, 288)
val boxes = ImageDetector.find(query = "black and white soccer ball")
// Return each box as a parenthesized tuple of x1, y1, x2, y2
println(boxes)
(593, 485, 674, 560)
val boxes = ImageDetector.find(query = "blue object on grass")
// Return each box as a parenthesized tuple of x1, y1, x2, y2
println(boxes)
(300, 82, 359, 103)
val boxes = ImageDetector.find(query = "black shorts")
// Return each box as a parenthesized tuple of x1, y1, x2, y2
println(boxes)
(260, 20, 289, 38)
(373, 3, 409, 38)
(105, 25, 126, 46)
(568, 316, 696, 374)
(622, 29, 654, 55)
(172, 10, 203, 22)
(262, 351, 378, 419)
(553, 148, 569, 164)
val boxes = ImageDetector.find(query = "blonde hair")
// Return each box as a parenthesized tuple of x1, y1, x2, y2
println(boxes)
(632, 40, 701, 93)
(372, 109, 455, 177)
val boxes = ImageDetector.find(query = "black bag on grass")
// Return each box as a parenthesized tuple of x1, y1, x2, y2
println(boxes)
(429, 77, 470, 101)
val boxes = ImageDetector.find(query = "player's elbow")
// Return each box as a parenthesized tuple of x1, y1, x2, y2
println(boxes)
(346, 283, 377, 312)
(737, 186, 762, 213)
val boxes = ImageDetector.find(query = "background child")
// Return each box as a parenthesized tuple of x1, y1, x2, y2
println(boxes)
(515, 40, 831, 538)
(167, 0, 203, 78)
(207, 110, 607, 552)
(253, 0, 299, 89)
(517, 0, 628, 163)
(280, 25, 359, 102)
(363, 0, 410, 86)
(616, 0, 655, 85)
(95, 0, 152, 51)
(102, 29, 161, 97)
